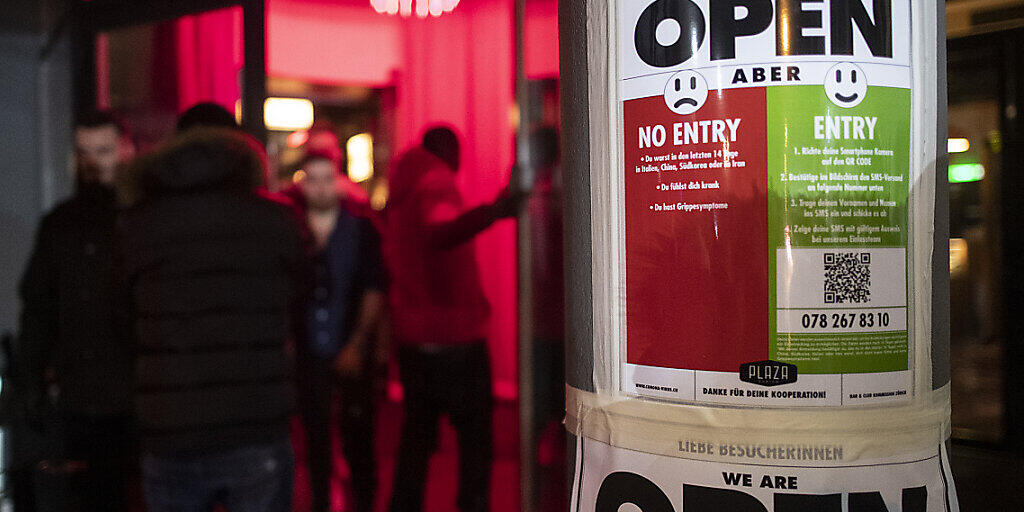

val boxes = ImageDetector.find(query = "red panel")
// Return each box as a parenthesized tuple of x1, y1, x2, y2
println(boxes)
(623, 88, 769, 372)
(174, 7, 244, 113)
(524, 0, 559, 79)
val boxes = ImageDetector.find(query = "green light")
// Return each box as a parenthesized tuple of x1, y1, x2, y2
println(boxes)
(949, 163, 985, 183)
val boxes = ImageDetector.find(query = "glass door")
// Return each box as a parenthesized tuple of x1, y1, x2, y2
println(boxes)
(75, 0, 266, 143)
(947, 33, 1006, 445)
(94, 6, 245, 152)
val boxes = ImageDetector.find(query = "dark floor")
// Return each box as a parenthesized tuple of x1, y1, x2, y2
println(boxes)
(949, 443, 1024, 511)
(291, 397, 567, 512)
(950, 339, 1005, 443)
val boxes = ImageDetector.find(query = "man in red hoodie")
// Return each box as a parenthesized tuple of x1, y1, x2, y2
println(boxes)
(386, 126, 523, 512)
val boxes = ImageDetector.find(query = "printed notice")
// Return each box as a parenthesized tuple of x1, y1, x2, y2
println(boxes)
(619, 0, 913, 405)
(572, 438, 958, 512)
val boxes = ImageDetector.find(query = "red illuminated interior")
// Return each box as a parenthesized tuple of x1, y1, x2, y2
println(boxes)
(142, 0, 559, 398)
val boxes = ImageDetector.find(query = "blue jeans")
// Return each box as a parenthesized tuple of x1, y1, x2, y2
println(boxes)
(142, 441, 294, 512)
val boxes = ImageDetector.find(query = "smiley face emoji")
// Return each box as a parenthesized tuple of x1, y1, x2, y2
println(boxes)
(664, 70, 709, 115)
(824, 62, 868, 108)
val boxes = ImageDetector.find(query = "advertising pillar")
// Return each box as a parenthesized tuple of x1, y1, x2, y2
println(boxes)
(560, 1, 957, 510)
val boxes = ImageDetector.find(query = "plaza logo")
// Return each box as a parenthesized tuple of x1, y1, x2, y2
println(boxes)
(740, 360, 798, 386)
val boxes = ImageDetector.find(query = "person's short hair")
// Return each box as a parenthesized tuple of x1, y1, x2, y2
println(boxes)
(176, 102, 239, 133)
(422, 125, 460, 170)
(76, 109, 131, 139)
(299, 148, 341, 170)
(139, 127, 266, 199)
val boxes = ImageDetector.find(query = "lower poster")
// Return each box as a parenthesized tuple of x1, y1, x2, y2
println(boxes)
(571, 436, 958, 512)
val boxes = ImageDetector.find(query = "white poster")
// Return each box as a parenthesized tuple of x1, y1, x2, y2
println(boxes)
(572, 437, 958, 512)
(618, 0, 917, 406)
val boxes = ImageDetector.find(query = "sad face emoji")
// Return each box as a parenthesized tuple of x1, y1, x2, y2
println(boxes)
(824, 62, 868, 108)
(664, 70, 708, 115)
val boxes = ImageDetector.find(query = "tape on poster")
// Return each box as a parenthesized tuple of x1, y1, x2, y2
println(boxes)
(565, 386, 951, 465)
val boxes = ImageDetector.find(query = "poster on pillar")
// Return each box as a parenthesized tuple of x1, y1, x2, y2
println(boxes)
(618, 0, 913, 406)
(571, 437, 958, 512)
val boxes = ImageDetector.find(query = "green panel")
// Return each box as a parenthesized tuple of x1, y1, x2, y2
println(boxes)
(766, 85, 911, 374)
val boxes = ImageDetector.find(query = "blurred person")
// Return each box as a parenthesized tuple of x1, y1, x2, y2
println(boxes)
(290, 149, 386, 512)
(527, 127, 567, 510)
(176, 102, 240, 133)
(301, 121, 370, 204)
(15, 110, 136, 511)
(115, 128, 305, 512)
(527, 126, 564, 440)
(385, 125, 525, 512)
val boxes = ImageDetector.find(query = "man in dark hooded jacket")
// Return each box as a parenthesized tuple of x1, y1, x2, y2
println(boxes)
(16, 110, 136, 511)
(116, 128, 305, 512)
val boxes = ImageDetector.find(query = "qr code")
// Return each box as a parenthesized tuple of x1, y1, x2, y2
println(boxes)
(823, 252, 871, 304)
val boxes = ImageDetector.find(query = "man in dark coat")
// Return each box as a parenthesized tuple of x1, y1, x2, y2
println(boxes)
(116, 128, 306, 512)
(287, 149, 385, 512)
(16, 110, 136, 511)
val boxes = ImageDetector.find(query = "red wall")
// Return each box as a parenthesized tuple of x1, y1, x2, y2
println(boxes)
(173, 7, 244, 113)
(267, 0, 402, 86)
(525, 0, 559, 79)
(393, 1, 519, 397)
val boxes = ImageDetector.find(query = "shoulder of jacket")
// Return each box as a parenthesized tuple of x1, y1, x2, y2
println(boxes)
(45, 195, 83, 218)
(38, 197, 89, 233)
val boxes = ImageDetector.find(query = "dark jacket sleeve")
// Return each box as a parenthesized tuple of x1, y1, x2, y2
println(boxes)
(280, 203, 315, 349)
(265, 190, 315, 299)
(111, 215, 137, 360)
(16, 215, 59, 411)
(356, 218, 386, 293)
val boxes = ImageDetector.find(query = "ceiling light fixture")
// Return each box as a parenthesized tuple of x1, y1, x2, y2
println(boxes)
(947, 138, 970, 154)
(370, 0, 459, 18)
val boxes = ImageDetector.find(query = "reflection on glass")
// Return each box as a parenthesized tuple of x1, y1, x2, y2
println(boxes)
(98, 7, 244, 153)
(948, 40, 1005, 442)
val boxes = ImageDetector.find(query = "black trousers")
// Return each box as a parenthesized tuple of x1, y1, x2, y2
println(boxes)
(390, 342, 493, 512)
(35, 412, 130, 512)
(298, 355, 378, 512)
